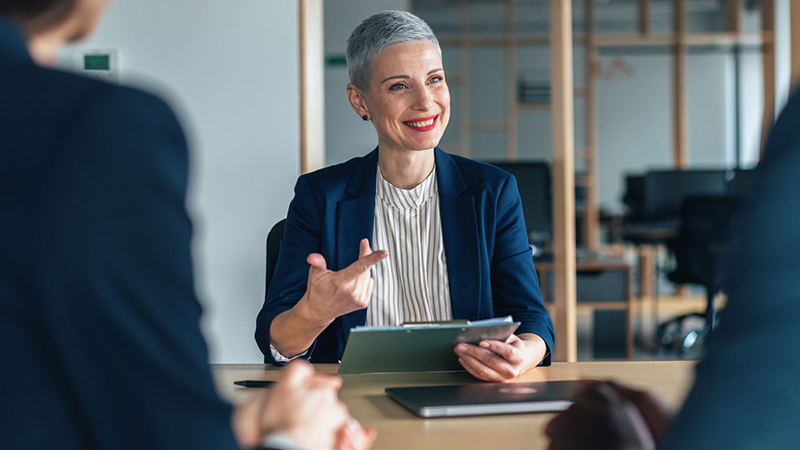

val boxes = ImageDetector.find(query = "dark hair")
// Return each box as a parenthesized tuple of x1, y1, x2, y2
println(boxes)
(0, 0, 78, 33)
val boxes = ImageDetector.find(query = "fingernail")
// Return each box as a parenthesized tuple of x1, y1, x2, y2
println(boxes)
(347, 419, 359, 431)
(456, 344, 467, 352)
(480, 341, 490, 348)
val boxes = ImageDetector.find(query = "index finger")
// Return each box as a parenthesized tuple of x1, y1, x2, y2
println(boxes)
(341, 249, 388, 278)
(358, 238, 372, 259)
(280, 360, 315, 389)
(478, 339, 521, 364)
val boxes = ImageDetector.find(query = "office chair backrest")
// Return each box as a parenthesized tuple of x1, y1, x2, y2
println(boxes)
(622, 174, 645, 220)
(486, 160, 553, 245)
(265, 218, 287, 296)
(668, 195, 742, 289)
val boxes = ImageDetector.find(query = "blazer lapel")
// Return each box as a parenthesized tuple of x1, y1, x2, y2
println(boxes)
(435, 148, 481, 320)
(337, 148, 378, 339)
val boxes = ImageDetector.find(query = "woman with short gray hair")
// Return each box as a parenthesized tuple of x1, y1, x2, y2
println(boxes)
(257, 10, 554, 382)
(345, 10, 441, 91)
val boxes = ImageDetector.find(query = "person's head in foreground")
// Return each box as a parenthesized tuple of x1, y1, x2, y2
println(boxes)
(0, 1, 374, 449)
(0, 0, 108, 65)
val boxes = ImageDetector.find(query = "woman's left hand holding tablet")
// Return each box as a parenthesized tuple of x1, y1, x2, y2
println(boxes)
(454, 333, 548, 382)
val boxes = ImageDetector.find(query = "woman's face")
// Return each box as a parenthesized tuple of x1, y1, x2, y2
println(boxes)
(352, 40, 450, 153)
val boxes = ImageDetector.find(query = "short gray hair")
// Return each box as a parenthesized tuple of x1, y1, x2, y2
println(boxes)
(346, 10, 441, 91)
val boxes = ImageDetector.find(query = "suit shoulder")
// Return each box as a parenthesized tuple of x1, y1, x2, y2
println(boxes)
(3, 62, 180, 141)
(297, 154, 366, 191)
(65, 80, 187, 158)
(85, 82, 182, 132)
(27, 64, 178, 122)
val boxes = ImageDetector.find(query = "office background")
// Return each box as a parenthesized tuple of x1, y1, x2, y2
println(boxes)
(61, 0, 793, 363)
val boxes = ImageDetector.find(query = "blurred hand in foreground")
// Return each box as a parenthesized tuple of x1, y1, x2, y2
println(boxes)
(545, 380, 675, 450)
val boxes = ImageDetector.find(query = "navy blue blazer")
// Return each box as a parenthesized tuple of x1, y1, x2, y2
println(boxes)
(256, 147, 555, 365)
(0, 15, 240, 449)
(660, 89, 800, 449)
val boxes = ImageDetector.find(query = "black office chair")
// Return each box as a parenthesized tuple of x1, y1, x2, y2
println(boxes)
(622, 174, 645, 221)
(263, 218, 286, 364)
(265, 218, 286, 296)
(659, 195, 742, 356)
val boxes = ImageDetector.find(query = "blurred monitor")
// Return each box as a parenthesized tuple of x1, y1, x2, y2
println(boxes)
(643, 169, 728, 221)
(487, 161, 552, 246)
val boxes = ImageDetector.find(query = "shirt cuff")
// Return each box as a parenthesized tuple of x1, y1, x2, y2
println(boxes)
(262, 432, 301, 450)
(269, 342, 310, 363)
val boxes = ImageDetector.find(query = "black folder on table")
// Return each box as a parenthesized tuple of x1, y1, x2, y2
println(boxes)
(385, 380, 580, 418)
(338, 317, 520, 375)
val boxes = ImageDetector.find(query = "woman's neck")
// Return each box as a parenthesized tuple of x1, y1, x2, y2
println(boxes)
(377, 145, 435, 190)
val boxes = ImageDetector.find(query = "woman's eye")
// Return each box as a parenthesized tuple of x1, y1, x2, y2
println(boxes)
(428, 76, 443, 84)
(389, 83, 407, 91)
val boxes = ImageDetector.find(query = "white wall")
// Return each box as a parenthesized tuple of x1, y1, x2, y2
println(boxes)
(63, 0, 300, 363)
(775, 0, 792, 114)
(596, 54, 674, 205)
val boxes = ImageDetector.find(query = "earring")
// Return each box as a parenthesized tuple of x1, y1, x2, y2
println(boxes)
(362, 115, 369, 121)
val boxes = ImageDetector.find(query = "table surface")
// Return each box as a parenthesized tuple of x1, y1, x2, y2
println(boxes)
(212, 361, 695, 450)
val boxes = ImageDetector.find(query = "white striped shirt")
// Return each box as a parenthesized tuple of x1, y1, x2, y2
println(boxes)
(366, 166, 452, 326)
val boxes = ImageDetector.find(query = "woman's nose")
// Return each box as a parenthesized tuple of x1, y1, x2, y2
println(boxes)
(412, 88, 433, 111)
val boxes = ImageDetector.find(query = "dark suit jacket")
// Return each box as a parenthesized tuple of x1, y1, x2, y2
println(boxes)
(256, 147, 555, 365)
(0, 15, 240, 449)
(660, 90, 800, 447)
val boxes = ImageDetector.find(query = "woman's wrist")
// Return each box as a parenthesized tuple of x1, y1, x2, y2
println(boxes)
(270, 298, 332, 358)
(518, 333, 547, 368)
(294, 293, 335, 330)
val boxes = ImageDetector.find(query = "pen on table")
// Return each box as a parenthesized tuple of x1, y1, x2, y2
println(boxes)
(233, 380, 275, 388)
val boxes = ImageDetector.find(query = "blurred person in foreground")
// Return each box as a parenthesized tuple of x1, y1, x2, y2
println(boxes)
(0, 1, 373, 449)
(545, 89, 800, 449)
(256, 10, 554, 382)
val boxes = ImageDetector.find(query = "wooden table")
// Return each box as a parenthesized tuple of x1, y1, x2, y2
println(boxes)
(213, 361, 695, 450)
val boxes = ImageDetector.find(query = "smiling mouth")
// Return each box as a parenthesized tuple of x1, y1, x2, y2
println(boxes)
(403, 114, 438, 131)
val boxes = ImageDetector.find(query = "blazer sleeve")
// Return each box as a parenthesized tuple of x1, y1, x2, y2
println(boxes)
(490, 174, 555, 365)
(36, 87, 241, 449)
(255, 175, 322, 364)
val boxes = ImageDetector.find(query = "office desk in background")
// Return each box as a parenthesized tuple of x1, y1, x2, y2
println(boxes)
(213, 361, 694, 450)
(536, 259, 635, 359)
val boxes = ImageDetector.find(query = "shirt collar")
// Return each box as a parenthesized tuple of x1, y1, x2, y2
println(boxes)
(376, 165, 438, 210)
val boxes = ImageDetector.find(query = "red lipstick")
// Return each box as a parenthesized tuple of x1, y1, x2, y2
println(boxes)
(402, 114, 438, 132)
